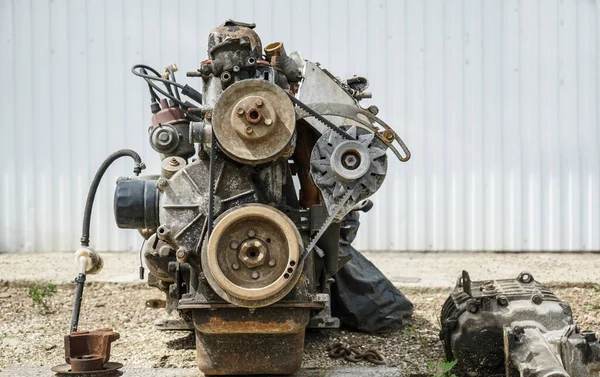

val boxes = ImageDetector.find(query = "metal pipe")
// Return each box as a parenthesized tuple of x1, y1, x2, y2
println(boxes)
(70, 273, 86, 333)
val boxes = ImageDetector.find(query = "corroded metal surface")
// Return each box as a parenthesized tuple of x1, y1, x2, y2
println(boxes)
(193, 307, 310, 375)
(441, 271, 600, 377)
(52, 329, 122, 377)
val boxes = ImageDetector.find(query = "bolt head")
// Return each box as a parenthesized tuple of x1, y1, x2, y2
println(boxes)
(176, 249, 187, 260)
(238, 238, 267, 268)
(232, 263, 239, 270)
(344, 154, 358, 167)
(158, 132, 169, 142)
(156, 178, 168, 190)
(466, 301, 478, 313)
(236, 107, 245, 116)
(382, 130, 394, 142)
(268, 259, 276, 267)
(245, 126, 254, 134)
(251, 271, 259, 279)
(532, 295, 543, 304)
(248, 229, 256, 237)
(230, 241, 239, 249)
(255, 99, 263, 107)
(264, 118, 273, 126)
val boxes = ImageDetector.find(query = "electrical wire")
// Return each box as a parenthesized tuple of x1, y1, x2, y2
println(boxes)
(131, 64, 203, 122)
(141, 68, 160, 102)
(167, 67, 182, 101)
(132, 65, 190, 109)
(132, 64, 186, 91)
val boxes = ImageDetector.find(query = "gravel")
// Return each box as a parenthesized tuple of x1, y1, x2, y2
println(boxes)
(1, 280, 599, 375)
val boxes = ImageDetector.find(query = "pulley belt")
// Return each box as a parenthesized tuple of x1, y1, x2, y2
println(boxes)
(286, 93, 354, 141)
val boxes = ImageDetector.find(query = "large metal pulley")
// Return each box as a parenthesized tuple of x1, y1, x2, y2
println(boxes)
(212, 79, 296, 165)
(201, 204, 303, 308)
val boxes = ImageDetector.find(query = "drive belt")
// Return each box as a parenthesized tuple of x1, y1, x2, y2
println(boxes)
(286, 93, 354, 141)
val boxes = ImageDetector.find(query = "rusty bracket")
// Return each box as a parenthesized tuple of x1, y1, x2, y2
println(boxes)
(52, 329, 122, 377)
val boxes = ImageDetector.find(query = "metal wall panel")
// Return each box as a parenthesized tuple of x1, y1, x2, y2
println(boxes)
(0, 0, 598, 252)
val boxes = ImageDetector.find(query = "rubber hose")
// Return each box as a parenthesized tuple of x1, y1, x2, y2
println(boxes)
(80, 149, 143, 247)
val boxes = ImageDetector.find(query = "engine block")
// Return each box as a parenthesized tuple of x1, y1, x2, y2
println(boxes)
(112, 20, 409, 375)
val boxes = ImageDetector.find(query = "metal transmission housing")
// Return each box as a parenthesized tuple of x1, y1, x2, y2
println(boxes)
(116, 20, 410, 375)
(440, 271, 600, 377)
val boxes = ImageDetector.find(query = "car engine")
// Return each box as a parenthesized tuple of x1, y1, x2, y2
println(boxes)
(440, 271, 600, 377)
(108, 20, 410, 375)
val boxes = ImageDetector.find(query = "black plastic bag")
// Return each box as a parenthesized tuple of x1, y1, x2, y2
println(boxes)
(330, 211, 413, 333)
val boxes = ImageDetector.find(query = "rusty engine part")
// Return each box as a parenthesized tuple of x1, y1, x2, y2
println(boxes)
(101, 19, 412, 375)
(440, 271, 600, 377)
(52, 329, 122, 377)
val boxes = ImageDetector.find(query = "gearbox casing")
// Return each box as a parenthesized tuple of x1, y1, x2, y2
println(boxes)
(440, 271, 600, 377)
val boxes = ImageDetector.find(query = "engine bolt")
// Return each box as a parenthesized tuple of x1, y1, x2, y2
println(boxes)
(156, 178, 168, 191)
(497, 295, 508, 306)
(264, 118, 273, 126)
(236, 107, 245, 116)
(230, 241, 239, 249)
(248, 229, 256, 237)
(232, 263, 239, 270)
(382, 129, 394, 142)
(251, 271, 259, 279)
(255, 99, 263, 107)
(169, 158, 179, 166)
(343, 154, 358, 168)
(268, 259, 276, 267)
(176, 249, 187, 260)
(245, 126, 254, 134)
(532, 294, 543, 305)
(205, 112, 212, 120)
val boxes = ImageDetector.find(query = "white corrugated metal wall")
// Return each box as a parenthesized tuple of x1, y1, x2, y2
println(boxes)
(0, 0, 599, 252)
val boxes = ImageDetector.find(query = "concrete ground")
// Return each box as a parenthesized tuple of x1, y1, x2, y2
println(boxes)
(1, 250, 598, 287)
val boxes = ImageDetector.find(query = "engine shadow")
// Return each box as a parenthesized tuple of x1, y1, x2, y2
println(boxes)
(165, 331, 195, 350)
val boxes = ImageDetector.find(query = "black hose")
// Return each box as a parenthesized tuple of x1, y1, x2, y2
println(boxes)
(80, 149, 144, 247)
